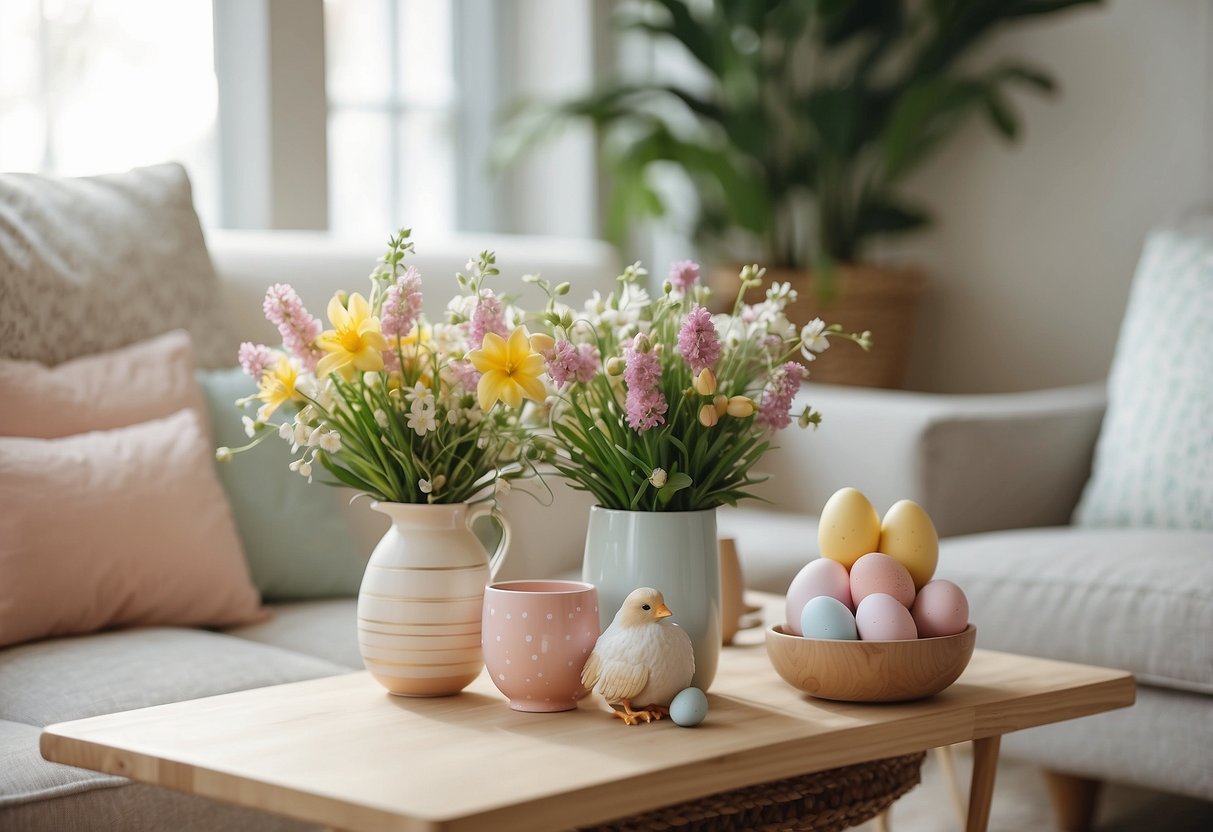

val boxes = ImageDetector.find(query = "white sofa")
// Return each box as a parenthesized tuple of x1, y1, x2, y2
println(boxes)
(4, 230, 1209, 831)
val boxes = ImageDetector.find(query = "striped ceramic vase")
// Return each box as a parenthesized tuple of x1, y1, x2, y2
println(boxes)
(358, 502, 510, 696)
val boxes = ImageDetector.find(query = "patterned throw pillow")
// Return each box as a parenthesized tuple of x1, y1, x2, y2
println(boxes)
(1074, 215, 1213, 530)
(0, 163, 230, 368)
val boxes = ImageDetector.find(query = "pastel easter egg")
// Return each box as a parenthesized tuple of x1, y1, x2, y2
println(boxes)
(849, 552, 916, 609)
(855, 593, 918, 641)
(878, 500, 939, 590)
(670, 687, 709, 727)
(785, 558, 854, 635)
(818, 488, 881, 569)
(799, 596, 859, 641)
(911, 580, 970, 638)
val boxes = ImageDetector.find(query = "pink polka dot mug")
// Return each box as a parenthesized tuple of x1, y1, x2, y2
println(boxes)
(482, 580, 600, 712)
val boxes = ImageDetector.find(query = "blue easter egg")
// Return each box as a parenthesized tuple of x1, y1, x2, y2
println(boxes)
(800, 595, 859, 640)
(669, 686, 709, 727)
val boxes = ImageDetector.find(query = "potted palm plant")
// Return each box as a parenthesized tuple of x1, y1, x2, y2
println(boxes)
(499, 0, 1100, 387)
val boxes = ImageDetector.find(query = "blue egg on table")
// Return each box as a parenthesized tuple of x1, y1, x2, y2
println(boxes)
(669, 687, 709, 727)
(799, 595, 859, 640)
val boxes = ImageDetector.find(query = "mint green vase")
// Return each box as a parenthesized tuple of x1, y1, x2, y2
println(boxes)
(581, 506, 721, 690)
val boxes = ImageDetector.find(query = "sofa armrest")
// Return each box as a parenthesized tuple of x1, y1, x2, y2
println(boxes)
(750, 381, 1108, 537)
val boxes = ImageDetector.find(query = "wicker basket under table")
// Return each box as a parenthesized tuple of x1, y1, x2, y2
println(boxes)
(578, 751, 925, 832)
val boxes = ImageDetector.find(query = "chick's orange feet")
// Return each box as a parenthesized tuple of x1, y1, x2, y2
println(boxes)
(610, 701, 667, 725)
(639, 704, 669, 720)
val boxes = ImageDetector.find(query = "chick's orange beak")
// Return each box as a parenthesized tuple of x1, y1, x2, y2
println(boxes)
(653, 603, 672, 619)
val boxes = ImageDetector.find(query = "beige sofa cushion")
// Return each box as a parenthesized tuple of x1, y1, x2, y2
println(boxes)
(0, 719, 124, 808)
(0, 627, 345, 727)
(938, 526, 1213, 694)
(227, 599, 362, 669)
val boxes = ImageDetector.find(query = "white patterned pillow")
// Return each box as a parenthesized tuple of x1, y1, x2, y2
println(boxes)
(1074, 215, 1213, 530)
(0, 163, 230, 368)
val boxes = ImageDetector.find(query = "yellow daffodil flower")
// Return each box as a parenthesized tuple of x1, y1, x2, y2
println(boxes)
(256, 357, 301, 421)
(316, 292, 388, 380)
(468, 326, 545, 411)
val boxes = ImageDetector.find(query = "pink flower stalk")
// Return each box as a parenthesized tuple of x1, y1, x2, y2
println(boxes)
(447, 360, 481, 392)
(382, 347, 400, 373)
(756, 361, 807, 431)
(544, 340, 599, 386)
(263, 284, 322, 370)
(623, 336, 667, 432)
(469, 289, 508, 349)
(676, 306, 722, 374)
(237, 342, 277, 379)
(381, 266, 423, 338)
(669, 260, 700, 293)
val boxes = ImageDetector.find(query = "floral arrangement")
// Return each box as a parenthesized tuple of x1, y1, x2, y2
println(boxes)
(222, 230, 543, 504)
(222, 229, 869, 513)
(527, 260, 870, 511)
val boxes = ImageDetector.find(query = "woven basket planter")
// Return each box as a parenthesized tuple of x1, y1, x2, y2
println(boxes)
(708, 264, 927, 389)
(579, 751, 925, 832)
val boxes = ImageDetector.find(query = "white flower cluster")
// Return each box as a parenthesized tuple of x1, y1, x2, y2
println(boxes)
(404, 383, 437, 436)
(581, 284, 652, 340)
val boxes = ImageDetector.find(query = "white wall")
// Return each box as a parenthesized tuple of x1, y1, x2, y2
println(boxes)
(895, 0, 1213, 393)
(496, 0, 599, 239)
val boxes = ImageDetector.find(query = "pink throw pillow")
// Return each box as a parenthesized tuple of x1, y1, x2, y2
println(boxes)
(0, 408, 265, 648)
(0, 330, 207, 438)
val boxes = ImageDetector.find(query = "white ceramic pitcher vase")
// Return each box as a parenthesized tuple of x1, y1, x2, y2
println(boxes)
(581, 506, 721, 691)
(358, 501, 509, 697)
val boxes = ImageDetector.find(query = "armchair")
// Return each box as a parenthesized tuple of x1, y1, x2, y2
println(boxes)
(725, 215, 1213, 829)
(716, 379, 1210, 831)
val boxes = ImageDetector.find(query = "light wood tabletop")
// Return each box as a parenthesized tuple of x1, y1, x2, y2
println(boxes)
(41, 598, 1134, 832)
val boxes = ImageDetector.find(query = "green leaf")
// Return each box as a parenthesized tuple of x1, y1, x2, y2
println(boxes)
(316, 453, 378, 496)
(656, 472, 694, 506)
(880, 78, 987, 180)
(996, 64, 1057, 93)
(801, 89, 860, 158)
(612, 442, 651, 475)
(630, 483, 647, 510)
(631, 0, 720, 77)
(983, 89, 1019, 140)
(854, 194, 933, 236)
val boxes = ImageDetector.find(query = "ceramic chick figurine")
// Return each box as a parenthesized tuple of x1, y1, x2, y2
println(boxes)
(581, 587, 695, 725)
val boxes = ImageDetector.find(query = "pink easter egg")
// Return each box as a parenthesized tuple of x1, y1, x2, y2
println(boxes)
(850, 552, 916, 609)
(785, 558, 854, 635)
(855, 593, 919, 641)
(911, 580, 970, 638)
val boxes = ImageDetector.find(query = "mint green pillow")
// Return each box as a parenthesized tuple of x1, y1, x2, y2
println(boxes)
(198, 368, 368, 600)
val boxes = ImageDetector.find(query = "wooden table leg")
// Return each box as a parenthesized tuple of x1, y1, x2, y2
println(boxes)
(1044, 769, 1102, 832)
(935, 743, 969, 828)
(965, 735, 1001, 832)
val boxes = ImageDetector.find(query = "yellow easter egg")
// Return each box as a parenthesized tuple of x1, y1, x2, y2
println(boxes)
(818, 487, 881, 569)
(878, 500, 939, 589)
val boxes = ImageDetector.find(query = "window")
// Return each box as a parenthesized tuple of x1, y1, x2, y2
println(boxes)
(0, 0, 219, 224)
(324, 0, 456, 237)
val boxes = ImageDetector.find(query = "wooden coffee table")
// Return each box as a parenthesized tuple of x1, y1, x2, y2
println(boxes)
(41, 599, 1133, 832)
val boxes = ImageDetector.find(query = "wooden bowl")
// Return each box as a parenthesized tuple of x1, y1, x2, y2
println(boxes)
(765, 624, 976, 702)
